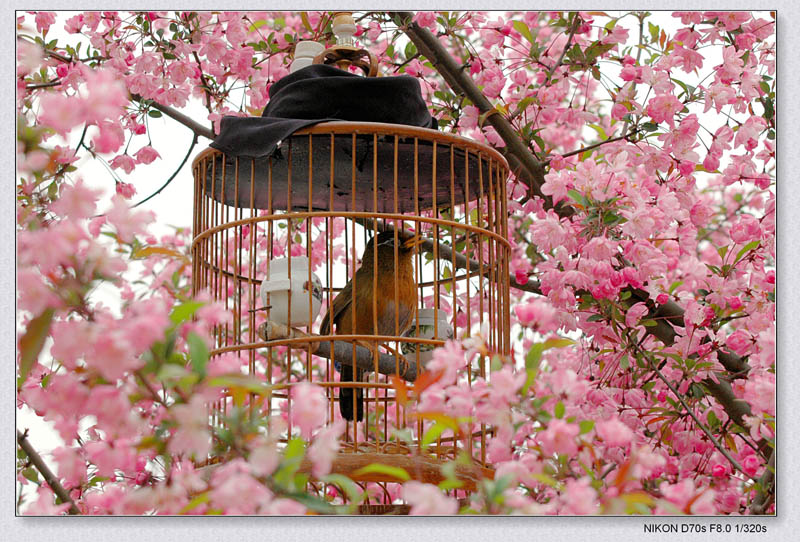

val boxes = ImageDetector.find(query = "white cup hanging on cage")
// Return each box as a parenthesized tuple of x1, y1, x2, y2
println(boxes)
(402, 308, 454, 364)
(290, 40, 325, 73)
(260, 256, 322, 326)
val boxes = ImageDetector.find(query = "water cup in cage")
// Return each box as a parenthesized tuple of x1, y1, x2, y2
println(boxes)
(259, 256, 323, 326)
(401, 308, 454, 364)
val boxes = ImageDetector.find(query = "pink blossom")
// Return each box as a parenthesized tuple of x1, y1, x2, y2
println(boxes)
(52, 446, 87, 488)
(23, 487, 71, 515)
(624, 302, 649, 328)
(50, 179, 102, 220)
(64, 14, 84, 33)
(733, 116, 767, 151)
(307, 420, 345, 478)
(106, 195, 154, 243)
(426, 340, 465, 383)
(646, 94, 683, 127)
(115, 182, 137, 199)
(403, 481, 458, 514)
(741, 453, 761, 477)
(290, 382, 326, 438)
(134, 146, 161, 164)
(169, 396, 212, 458)
(16, 269, 59, 316)
(413, 12, 437, 32)
(50, 319, 91, 369)
(539, 418, 579, 457)
(92, 122, 125, 154)
(34, 12, 57, 33)
(596, 416, 634, 447)
(110, 155, 136, 174)
(514, 299, 559, 333)
(560, 477, 598, 515)
(730, 214, 761, 244)
(725, 329, 751, 356)
(209, 459, 271, 514)
(38, 92, 84, 136)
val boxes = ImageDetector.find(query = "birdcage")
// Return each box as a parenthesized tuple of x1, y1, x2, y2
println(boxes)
(191, 46, 511, 508)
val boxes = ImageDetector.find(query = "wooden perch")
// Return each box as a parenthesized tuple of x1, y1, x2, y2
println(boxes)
(298, 452, 493, 492)
(198, 452, 493, 493)
(258, 320, 423, 381)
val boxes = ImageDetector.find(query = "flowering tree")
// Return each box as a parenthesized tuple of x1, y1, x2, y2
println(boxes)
(16, 11, 775, 515)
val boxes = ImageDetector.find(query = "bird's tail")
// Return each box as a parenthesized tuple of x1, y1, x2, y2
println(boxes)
(339, 364, 364, 422)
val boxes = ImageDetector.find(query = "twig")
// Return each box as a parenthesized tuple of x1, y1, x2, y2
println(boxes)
(544, 14, 581, 84)
(643, 352, 755, 483)
(16, 430, 81, 515)
(133, 133, 199, 208)
(554, 128, 641, 161)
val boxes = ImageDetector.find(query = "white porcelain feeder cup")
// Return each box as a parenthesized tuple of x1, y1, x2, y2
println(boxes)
(260, 256, 322, 326)
(401, 309, 454, 364)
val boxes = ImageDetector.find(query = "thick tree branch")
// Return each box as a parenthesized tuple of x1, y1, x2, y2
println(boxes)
(17, 430, 81, 515)
(396, 12, 558, 211)
(750, 449, 775, 515)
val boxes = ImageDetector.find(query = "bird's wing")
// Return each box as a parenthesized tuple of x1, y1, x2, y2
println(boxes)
(319, 279, 354, 335)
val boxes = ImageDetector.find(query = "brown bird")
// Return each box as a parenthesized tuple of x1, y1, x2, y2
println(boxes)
(319, 230, 420, 422)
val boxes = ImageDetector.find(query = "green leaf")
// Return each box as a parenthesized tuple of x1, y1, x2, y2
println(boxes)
(512, 20, 536, 45)
(567, 189, 587, 206)
(421, 422, 448, 451)
(554, 401, 565, 419)
(579, 420, 595, 434)
(404, 41, 417, 60)
(187, 332, 208, 379)
(179, 491, 210, 513)
(18, 308, 54, 389)
(148, 109, 163, 118)
(648, 22, 659, 44)
(300, 12, 312, 33)
(668, 280, 683, 294)
(286, 492, 338, 514)
(22, 467, 40, 483)
(321, 473, 363, 505)
(169, 300, 206, 325)
(717, 245, 729, 260)
(352, 463, 411, 482)
(584, 42, 614, 64)
(734, 240, 760, 264)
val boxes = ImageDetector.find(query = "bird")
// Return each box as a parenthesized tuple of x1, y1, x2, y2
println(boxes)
(319, 230, 421, 422)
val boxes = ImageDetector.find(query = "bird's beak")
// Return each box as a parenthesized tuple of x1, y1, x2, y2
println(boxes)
(402, 234, 423, 248)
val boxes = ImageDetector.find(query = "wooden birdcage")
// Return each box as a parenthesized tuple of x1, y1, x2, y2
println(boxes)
(192, 120, 510, 512)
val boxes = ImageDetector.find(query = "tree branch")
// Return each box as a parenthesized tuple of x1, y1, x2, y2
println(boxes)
(130, 94, 215, 141)
(17, 430, 81, 515)
(750, 449, 775, 515)
(396, 12, 560, 212)
(133, 133, 199, 208)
